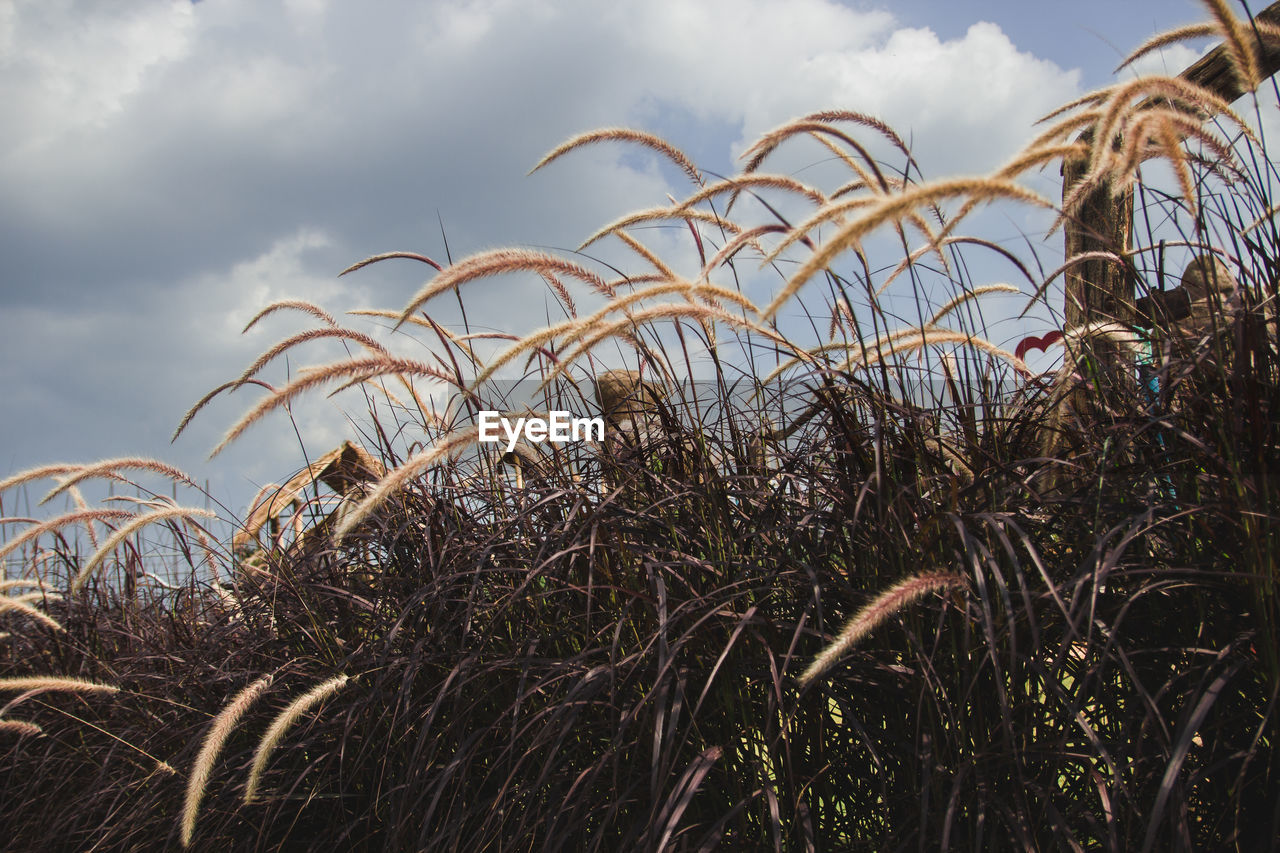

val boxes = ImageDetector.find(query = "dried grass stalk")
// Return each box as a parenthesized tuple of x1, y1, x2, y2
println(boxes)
(0, 509, 136, 565)
(799, 572, 966, 686)
(0, 720, 43, 737)
(472, 280, 760, 388)
(763, 178, 1051, 321)
(928, 284, 1022, 326)
(338, 251, 443, 277)
(64, 484, 102, 550)
(6, 591, 62, 606)
(843, 329, 1025, 373)
(333, 427, 484, 541)
(40, 458, 196, 505)
(172, 377, 276, 443)
(802, 109, 913, 157)
(0, 579, 48, 593)
(72, 507, 217, 593)
(739, 119, 893, 194)
(541, 272, 577, 317)
(180, 674, 274, 848)
(877, 237, 1034, 298)
(578, 206, 742, 251)
(397, 249, 611, 327)
(242, 300, 336, 333)
(530, 127, 702, 186)
(0, 463, 84, 496)
(1118, 24, 1219, 72)
(542, 302, 798, 390)
(995, 142, 1090, 180)
(233, 327, 392, 388)
(210, 356, 455, 458)
(678, 173, 827, 212)
(0, 676, 118, 694)
(614, 231, 678, 281)
(243, 675, 350, 803)
(1204, 0, 1261, 88)
(1085, 76, 1244, 182)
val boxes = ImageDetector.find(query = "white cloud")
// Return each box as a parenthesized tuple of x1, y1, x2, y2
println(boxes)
(283, 0, 327, 33)
(0, 0, 194, 158)
(192, 227, 340, 334)
(0, 0, 1105, 512)
(707, 19, 1078, 175)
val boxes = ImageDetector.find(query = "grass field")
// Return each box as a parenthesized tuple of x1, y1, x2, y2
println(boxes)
(3, 2, 1279, 849)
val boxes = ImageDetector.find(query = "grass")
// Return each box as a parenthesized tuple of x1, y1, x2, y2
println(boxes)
(2, 1, 1279, 849)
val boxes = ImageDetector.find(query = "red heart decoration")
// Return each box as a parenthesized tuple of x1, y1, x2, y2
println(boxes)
(1015, 330, 1064, 362)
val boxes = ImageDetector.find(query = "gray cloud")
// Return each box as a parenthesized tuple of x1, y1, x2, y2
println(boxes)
(1, 0, 1194, 514)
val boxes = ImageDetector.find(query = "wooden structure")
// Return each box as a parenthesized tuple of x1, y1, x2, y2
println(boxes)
(593, 370, 667, 441)
(233, 440, 384, 556)
(1062, 2, 1280, 336)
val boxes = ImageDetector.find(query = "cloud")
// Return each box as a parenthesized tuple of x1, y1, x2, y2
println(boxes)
(0, 226, 364, 504)
(0, 0, 1092, 512)
(0, 0, 195, 158)
(597, 11, 1081, 175)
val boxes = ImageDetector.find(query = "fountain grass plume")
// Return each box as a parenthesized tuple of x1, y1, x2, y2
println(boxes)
(0, 579, 49, 593)
(180, 674, 274, 848)
(0, 463, 85, 496)
(676, 173, 827, 213)
(1203, 0, 1264, 87)
(470, 280, 761, 390)
(71, 506, 217, 593)
(530, 127, 703, 186)
(243, 674, 350, 804)
(577, 206, 744, 252)
(0, 676, 118, 694)
(537, 301, 801, 392)
(613, 230, 679, 280)
(0, 720, 43, 737)
(760, 177, 1053, 321)
(0, 598, 63, 632)
(738, 119, 894, 195)
(232, 327, 393, 389)
(798, 572, 966, 687)
(339, 251, 443, 276)
(242, 300, 337, 333)
(332, 427, 483, 541)
(1118, 24, 1221, 72)
(396, 249, 613, 329)
(928, 283, 1023, 326)
(209, 356, 457, 458)
(0, 508, 136, 564)
(39, 457, 196, 505)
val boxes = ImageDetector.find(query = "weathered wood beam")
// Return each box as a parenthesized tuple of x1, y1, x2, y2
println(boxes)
(1176, 4, 1280, 105)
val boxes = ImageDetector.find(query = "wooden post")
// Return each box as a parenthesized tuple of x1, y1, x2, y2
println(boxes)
(1062, 136, 1134, 333)
(1062, 2, 1280, 333)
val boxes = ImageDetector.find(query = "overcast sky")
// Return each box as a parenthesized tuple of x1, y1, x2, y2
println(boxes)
(0, 0, 1218, 517)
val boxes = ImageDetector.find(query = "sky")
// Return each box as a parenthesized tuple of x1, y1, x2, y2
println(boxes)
(0, 0, 1227, 518)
